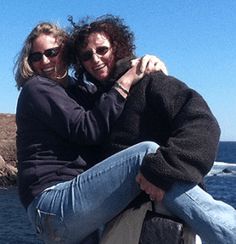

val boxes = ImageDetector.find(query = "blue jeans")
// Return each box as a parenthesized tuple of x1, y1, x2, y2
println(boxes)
(164, 182, 236, 244)
(27, 141, 236, 244)
(27, 141, 158, 243)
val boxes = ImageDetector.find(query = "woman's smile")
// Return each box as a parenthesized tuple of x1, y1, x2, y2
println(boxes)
(80, 32, 115, 81)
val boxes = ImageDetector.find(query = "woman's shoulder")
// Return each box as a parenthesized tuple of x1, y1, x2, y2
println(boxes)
(147, 71, 190, 91)
(22, 75, 58, 92)
(27, 75, 56, 85)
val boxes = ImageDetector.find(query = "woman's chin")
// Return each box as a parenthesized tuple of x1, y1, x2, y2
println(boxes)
(95, 74, 109, 82)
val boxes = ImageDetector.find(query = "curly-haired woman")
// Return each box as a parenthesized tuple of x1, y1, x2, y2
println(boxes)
(71, 15, 236, 244)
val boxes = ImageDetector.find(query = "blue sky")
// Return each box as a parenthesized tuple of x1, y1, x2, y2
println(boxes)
(1, 0, 235, 141)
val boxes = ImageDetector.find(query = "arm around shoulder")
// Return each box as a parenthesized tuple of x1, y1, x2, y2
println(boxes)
(16, 76, 127, 145)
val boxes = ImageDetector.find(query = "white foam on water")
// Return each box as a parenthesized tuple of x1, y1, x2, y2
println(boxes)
(214, 161, 236, 166)
(207, 161, 236, 176)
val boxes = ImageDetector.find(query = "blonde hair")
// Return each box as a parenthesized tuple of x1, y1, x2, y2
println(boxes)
(14, 22, 69, 90)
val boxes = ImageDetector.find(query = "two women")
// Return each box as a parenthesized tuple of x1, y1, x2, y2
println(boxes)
(14, 22, 166, 243)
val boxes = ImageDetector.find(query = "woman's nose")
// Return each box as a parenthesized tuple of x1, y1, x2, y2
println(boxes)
(42, 54, 50, 64)
(91, 53, 101, 63)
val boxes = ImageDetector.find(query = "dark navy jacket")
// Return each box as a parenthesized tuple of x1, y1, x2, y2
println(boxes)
(16, 75, 126, 209)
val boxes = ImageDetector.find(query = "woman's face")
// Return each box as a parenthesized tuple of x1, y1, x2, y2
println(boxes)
(79, 32, 115, 81)
(30, 34, 66, 81)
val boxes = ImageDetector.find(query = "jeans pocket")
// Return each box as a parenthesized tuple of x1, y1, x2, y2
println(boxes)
(35, 208, 66, 243)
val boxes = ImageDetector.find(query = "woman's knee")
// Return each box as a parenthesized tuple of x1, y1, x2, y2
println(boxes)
(137, 141, 159, 154)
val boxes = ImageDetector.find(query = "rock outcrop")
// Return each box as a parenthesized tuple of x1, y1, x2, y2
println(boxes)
(0, 113, 17, 186)
(0, 155, 17, 186)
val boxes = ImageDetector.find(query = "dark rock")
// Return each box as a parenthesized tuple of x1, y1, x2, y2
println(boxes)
(222, 168, 232, 174)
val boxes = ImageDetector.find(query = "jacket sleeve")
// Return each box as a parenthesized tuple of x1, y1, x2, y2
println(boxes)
(20, 76, 126, 145)
(140, 73, 221, 190)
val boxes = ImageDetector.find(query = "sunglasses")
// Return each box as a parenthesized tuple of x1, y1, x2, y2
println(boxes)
(28, 46, 61, 63)
(80, 46, 110, 62)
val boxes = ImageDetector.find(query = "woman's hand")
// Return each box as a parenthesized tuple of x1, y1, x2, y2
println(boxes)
(115, 55, 167, 98)
(131, 55, 168, 75)
(136, 172, 165, 202)
(115, 61, 146, 97)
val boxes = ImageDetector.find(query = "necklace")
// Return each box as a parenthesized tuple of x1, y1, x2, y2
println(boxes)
(56, 70, 68, 80)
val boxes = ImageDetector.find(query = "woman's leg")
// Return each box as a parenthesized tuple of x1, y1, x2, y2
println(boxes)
(27, 141, 158, 244)
(163, 182, 236, 244)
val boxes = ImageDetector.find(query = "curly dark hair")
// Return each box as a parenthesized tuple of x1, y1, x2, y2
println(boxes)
(70, 15, 136, 78)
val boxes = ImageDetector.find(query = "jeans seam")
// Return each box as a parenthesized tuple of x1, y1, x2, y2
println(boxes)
(184, 191, 235, 232)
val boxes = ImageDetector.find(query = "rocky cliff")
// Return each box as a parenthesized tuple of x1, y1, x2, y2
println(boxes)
(0, 113, 17, 186)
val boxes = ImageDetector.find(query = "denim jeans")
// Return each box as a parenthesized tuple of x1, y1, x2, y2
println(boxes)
(27, 141, 158, 244)
(27, 141, 236, 244)
(164, 182, 236, 244)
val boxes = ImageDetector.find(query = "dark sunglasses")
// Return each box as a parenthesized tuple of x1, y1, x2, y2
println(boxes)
(80, 46, 110, 62)
(28, 46, 61, 63)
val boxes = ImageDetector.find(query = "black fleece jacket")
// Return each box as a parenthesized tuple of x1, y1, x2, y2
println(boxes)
(16, 75, 126, 209)
(77, 58, 221, 191)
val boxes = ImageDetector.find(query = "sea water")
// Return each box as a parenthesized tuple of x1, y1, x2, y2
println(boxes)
(0, 141, 235, 243)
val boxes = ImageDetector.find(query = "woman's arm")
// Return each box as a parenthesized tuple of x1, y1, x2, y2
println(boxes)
(17, 76, 127, 145)
(140, 73, 220, 191)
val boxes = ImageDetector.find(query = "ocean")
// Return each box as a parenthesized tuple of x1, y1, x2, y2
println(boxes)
(0, 141, 235, 243)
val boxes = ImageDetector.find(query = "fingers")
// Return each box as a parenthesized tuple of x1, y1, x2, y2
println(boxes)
(118, 63, 145, 90)
(130, 58, 140, 67)
(144, 55, 168, 75)
(139, 55, 152, 73)
(130, 59, 144, 77)
(133, 55, 169, 75)
(130, 56, 153, 73)
(147, 187, 165, 202)
(152, 189, 165, 202)
(136, 172, 165, 202)
(130, 65, 145, 85)
(157, 62, 168, 75)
